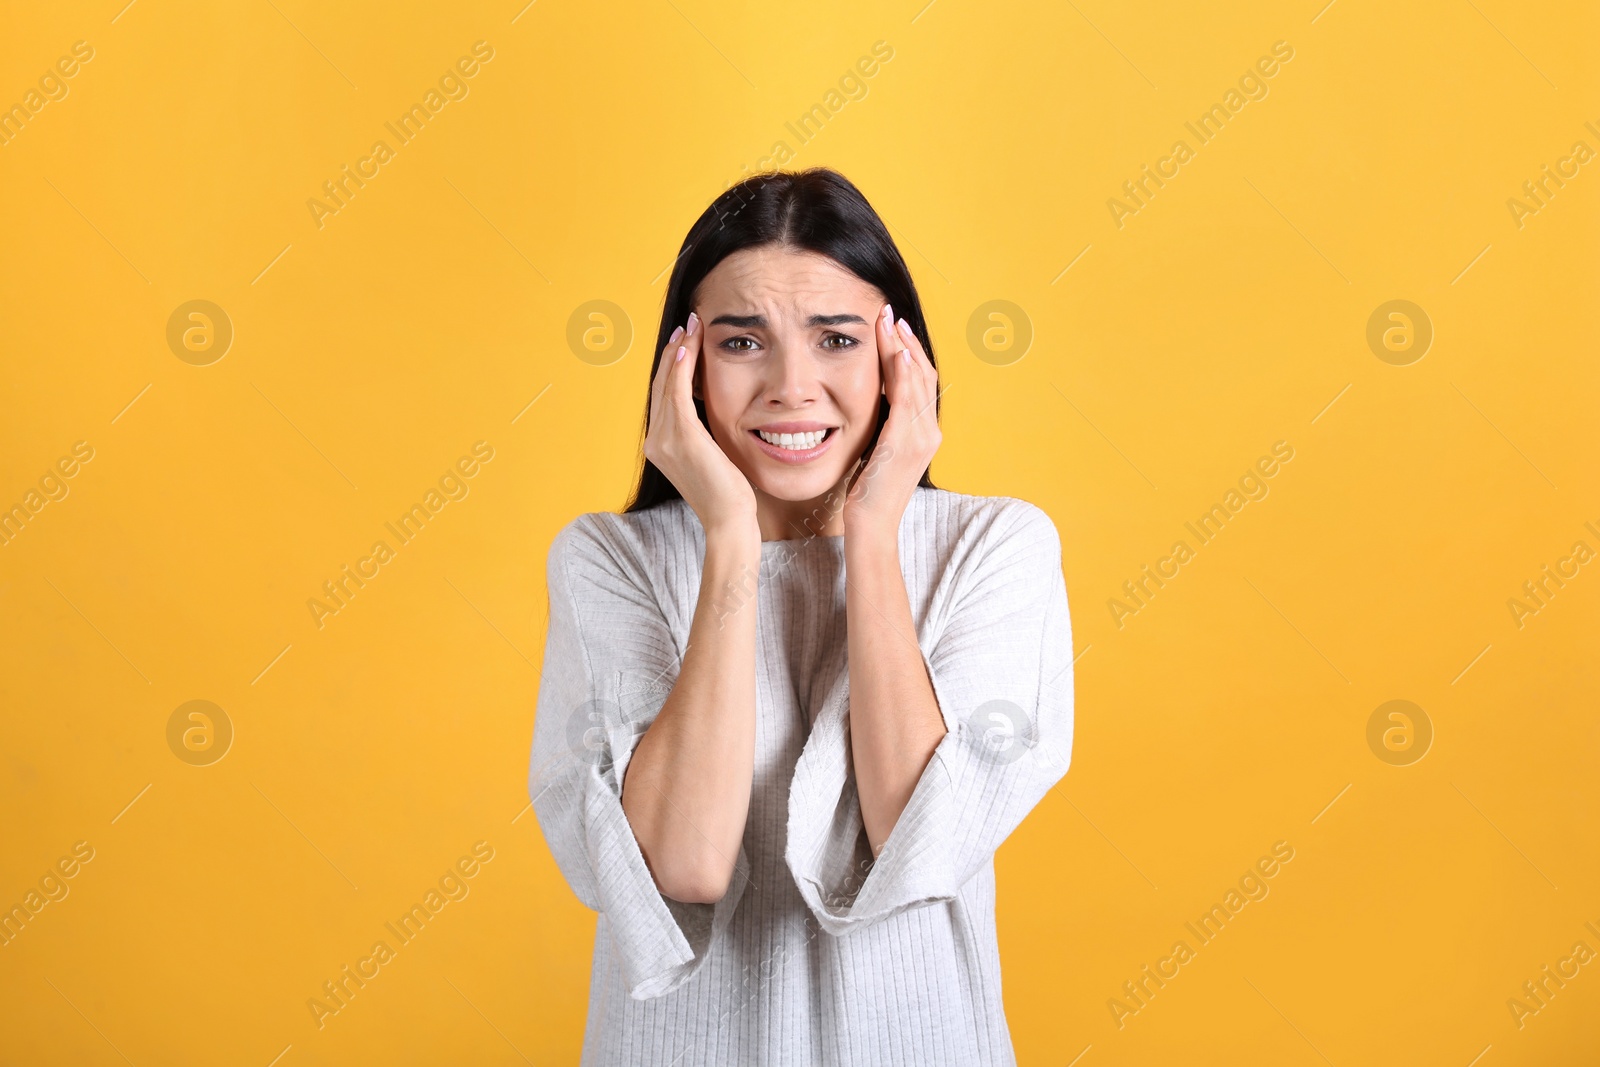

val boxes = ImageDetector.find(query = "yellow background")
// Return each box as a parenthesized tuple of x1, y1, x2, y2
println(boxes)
(2, 0, 1596, 1063)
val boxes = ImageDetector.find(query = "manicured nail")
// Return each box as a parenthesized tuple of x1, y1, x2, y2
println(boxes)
(901, 348, 912, 364)
(687, 311, 699, 334)
(669, 325, 685, 344)
(676, 345, 686, 362)
(882, 303, 893, 324)
(896, 317, 914, 340)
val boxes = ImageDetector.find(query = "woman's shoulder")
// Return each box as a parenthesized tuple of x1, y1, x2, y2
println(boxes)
(547, 499, 698, 577)
(907, 485, 1060, 555)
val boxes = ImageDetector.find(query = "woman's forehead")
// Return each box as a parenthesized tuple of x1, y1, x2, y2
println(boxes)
(699, 247, 881, 309)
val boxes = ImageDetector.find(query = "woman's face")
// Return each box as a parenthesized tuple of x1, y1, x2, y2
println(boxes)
(691, 244, 887, 507)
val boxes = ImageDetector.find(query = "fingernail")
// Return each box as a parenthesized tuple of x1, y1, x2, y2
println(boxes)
(687, 311, 699, 333)
(901, 348, 912, 363)
(676, 345, 686, 362)
(897, 317, 913, 339)
(883, 303, 894, 323)
(669, 325, 685, 344)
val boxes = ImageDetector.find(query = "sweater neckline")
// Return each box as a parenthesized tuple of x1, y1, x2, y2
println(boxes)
(759, 533, 845, 556)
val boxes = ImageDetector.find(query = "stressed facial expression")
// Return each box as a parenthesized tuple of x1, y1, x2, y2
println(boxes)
(692, 245, 886, 503)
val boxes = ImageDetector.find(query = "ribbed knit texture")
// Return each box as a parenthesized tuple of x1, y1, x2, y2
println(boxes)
(528, 486, 1075, 1066)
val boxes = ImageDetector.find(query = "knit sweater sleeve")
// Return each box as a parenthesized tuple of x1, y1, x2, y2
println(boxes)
(786, 497, 1074, 936)
(528, 513, 749, 999)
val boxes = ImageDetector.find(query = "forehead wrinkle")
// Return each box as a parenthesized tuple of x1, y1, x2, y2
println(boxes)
(704, 262, 879, 330)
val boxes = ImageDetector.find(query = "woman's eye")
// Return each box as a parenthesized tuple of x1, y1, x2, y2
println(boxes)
(717, 333, 857, 353)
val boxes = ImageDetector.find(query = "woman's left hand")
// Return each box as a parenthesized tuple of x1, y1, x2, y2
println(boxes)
(843, 302, 942, 539)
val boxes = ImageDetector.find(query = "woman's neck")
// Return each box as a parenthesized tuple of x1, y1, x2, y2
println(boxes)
(752, 474, 852, 541)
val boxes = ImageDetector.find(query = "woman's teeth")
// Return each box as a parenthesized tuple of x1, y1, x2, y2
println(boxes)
(757, 429, 828, 450)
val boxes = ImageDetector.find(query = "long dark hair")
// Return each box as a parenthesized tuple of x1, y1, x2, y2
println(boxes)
(623, 167, 938, 512)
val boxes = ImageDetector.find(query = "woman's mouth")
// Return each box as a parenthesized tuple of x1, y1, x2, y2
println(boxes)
(749, 426, 838, 463)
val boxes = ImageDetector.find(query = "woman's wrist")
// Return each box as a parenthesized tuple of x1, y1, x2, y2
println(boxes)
(699, 514, 761, 633)
(843, 516, 901, 562)
(844, 494, 905, 539)
(703, 509, 761, 555)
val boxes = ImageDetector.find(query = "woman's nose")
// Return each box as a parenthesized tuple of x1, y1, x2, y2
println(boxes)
(763, 343, 821, 406)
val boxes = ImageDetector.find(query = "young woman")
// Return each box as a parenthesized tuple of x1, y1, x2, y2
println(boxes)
(529, 168, 1074, 1066)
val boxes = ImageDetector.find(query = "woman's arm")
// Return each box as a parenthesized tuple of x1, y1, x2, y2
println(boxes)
(619, 311, 762, 905)
(790, 496, 1073, 937)
(529, 511, 755, 998)
(621, 517, 759, 904)
(844, 304, 948, 857)
(845, 529, 948, 856)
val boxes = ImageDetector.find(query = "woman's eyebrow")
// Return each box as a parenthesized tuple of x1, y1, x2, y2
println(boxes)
(707, 313, 869, 328)
(710, 313, 766, 328)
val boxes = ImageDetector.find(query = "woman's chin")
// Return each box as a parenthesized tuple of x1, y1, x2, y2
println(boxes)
(751, 477, 840, 505)
(745, 461, 853, 505)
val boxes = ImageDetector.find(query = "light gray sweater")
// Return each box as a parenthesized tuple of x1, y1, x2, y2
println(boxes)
(528, 486, 1075, 1066)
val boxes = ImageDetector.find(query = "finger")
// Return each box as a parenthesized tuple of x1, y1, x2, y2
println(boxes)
(878, 308, 923, 435)
(676, 310, 704, 413)
(886, 318, 919, 406)
(894, 316, 938, 418)
(895, 316, 932, 373)
(896, 343, 925, 424)
(650, 321, 687, 421)
(876, 302, 900, 397)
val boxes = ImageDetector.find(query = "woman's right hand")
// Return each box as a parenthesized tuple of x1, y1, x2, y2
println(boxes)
(643, 311, 758, 538)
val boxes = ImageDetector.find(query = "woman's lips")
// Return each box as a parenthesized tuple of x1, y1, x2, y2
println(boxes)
(748, 427, 837, 464)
